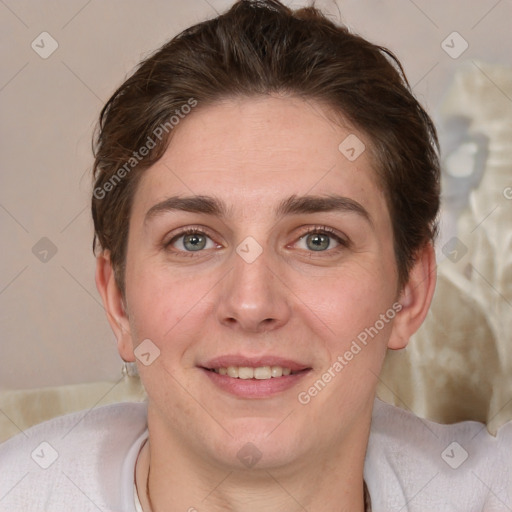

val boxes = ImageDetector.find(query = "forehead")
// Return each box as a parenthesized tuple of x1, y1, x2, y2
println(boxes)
(132, 95, 388, 222)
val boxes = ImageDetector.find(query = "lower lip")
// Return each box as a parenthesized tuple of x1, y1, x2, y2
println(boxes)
(201, 368, 311, 398)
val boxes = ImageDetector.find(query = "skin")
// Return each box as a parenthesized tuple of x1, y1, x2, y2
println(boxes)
(96, 94, 436, 512)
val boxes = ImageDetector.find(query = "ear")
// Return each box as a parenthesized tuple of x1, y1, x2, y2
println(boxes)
(387, 242, 437, 350)
(95, 252, 136, 362)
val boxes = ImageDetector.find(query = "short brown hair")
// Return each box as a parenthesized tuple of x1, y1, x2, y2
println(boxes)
(91, 0, 440, 294)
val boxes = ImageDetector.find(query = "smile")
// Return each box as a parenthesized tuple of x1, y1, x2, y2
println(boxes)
(200, 358, 311, 398)
(209, 366, 296, 379)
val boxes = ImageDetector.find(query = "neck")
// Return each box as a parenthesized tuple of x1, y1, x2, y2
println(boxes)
(136, 407, 372, 512)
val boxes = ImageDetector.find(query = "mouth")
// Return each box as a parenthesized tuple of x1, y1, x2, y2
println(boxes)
(202, 365, 307, 380)
(199, 356, 312, 398)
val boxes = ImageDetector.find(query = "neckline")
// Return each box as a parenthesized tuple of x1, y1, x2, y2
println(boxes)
(133, 437, 149, 512)
(134, 481, 144, 512)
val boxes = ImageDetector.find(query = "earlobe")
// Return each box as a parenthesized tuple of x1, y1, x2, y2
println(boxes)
(95, 252, 136, 362)
(387, 243, 437, 350)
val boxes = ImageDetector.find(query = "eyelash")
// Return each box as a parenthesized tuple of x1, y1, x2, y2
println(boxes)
(298, 225, 348, 255)
(164, 225, 348, 257)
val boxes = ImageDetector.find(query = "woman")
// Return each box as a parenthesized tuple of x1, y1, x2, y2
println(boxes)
(1, 0, 510, 510)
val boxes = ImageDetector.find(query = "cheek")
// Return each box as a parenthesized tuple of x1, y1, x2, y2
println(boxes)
(125, 261, 215, 350)
(295, 261, 396, 341)
(294, 275, 395, 431)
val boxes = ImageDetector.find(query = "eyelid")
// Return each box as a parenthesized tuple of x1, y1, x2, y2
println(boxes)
(163, 225, 221, 254)
(164, 225, 216, 244)
(297, 225, 348, 244)
(292, 225, 350, 253)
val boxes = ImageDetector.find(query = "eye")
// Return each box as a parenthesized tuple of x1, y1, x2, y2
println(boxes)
(294, 226, 348, 253)
(166, 228, 218, 254)
(164, 225, 348, 257)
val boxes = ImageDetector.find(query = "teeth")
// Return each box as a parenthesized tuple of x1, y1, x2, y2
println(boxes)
(254, 366, 271, 379)
(238, 367, 254, 379)
(227, 366, 238, 378)
(270, 366, 282, 378)
(213, 365, 295, 380)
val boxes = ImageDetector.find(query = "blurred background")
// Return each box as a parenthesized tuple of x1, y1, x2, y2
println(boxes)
(1, 0, 511, 441)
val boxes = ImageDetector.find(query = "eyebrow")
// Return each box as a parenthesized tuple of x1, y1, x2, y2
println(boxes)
(144, 194, 372, 225)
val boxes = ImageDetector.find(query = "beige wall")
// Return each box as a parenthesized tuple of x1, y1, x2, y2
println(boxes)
(1, 0, 511, 389)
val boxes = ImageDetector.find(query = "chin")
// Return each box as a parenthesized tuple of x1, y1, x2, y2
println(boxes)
(209, 419, 305, 471)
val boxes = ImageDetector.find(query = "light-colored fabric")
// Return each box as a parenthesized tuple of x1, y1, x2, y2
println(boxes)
(0, 400, 148, 512)
(0, 376, 147, 444)
(378, 61, 512, 435)
(134, 482, 144, 512)
(1, 399, 511, 511)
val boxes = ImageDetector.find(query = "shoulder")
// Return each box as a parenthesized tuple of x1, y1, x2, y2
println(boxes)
(365, 398, 512, 511)
(0, 401, 148, 512)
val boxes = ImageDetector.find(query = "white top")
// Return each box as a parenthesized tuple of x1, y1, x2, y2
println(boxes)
(0, 398, 510, 511)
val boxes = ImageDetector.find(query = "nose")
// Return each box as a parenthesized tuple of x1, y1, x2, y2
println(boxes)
(215, 241, 292, 334)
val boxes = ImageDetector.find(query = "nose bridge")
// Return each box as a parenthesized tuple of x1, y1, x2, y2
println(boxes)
(215, 235, 290, 332)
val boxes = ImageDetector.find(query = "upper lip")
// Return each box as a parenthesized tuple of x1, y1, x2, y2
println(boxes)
(201, 355, 311, 372)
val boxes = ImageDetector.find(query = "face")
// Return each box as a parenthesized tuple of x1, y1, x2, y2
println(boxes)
(112, 95, 407, 469)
